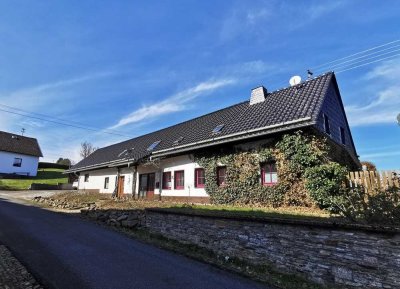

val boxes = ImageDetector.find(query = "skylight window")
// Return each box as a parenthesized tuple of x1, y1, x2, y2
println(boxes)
(173, 136, 184, 146)
(118, 148, 134, 158)
(212, 124, 225, 134)
(147, 140, 161, 151)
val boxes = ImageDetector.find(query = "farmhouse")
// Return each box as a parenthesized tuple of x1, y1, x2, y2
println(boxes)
(0, 131, 43, 177)
(66, 72, 359, 202)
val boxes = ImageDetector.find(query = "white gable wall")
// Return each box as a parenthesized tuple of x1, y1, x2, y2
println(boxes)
(0, 151, 39, 176)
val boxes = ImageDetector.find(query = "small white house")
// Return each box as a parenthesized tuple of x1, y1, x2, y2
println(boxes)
(0, 131, 43, 177)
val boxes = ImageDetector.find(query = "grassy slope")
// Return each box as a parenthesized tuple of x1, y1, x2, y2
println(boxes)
(0, 168, 68, 190)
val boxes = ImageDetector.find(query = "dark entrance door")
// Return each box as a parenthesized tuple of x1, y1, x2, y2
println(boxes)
(138, 173, 155, 199)
(117, 176, 125, 197)
(146, 173, 155, 200)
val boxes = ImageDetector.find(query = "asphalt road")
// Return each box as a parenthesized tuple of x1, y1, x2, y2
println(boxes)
(0, 197, 270, 289)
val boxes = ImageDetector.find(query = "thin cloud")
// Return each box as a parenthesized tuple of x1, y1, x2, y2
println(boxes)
(0, 70, 118, 111)
(361, 150, 400, 159)
(109, 78, 236, 129)
(346, 59, 400, 126)
(220, 1, 344, 42)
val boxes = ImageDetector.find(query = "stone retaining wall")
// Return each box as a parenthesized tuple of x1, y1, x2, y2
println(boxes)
(144, 209, 400, 289)
(82, 209, 145, 228)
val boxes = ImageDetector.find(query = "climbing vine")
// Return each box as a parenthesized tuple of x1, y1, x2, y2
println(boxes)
(194, 131, 335, 207)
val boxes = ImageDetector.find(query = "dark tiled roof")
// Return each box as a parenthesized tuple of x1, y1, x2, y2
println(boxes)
(71, 73, 334, 171)
(0, 131, 43, 157)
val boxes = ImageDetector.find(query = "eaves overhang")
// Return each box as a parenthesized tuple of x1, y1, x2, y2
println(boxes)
(150, 117, 314, 158)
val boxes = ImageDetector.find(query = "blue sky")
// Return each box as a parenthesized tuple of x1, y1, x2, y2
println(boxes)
(0, 1, 399, 169)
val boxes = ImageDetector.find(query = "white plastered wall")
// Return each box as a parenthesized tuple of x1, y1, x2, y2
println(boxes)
(135, 154, 208, 197)
(77, 167, 136, 194)
(0, 151, 39, 176)
(77, 154, 208, 197)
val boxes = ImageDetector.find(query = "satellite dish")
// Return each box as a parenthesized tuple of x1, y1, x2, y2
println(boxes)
(289, 75, 302, 86)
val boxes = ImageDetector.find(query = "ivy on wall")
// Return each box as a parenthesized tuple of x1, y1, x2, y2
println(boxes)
(194, 131, 333, 207)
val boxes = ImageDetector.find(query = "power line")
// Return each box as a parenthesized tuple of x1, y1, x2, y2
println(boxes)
(268, 41, 400, 90)
(0, 108, 131, 137)
(321, 49, 400, 72)
(312, 39, 400, 70)
(335, 53, 400, 74)
(0, 103, 126, 136)
(315, 45, 400, 73)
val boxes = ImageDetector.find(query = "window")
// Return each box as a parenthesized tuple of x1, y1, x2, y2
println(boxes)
(340, 127, 346, 145)
(84, 174, 89, 182)
(13, 158, 22, 167)
(174, 170, 184, 190)
(173, 136, 184, 146)
(195, 168, 205, 188)
(261, 162, 278, 186)
(212, 124, 224, 134)
(217, 166, 227, 187)
(104, 177, 109, 189)
(162, 172, 172, 190)
(147, 140, 161, 151)
(323, 114, 331, 135)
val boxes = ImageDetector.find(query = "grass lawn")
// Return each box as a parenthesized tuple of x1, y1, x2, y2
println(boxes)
(165, 204, 332, 221)
(44, 191, 333, 222)
(0, 168, 68, 190)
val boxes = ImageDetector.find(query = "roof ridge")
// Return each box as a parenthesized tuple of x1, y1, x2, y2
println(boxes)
(0, 130, 39, 141)
(270, 71, 334, 94)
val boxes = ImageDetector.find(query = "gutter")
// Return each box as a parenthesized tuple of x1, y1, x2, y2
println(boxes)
(151, 117, 313, 158)
(65, 158, 136, 173)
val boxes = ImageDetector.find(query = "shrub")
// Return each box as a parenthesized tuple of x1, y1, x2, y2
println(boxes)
(305, 164, 400, 224)
(304, 162, 348, 211)
(331, 187, 400, 224)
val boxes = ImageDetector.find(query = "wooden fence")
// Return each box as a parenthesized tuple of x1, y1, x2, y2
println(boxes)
(347, 170, 400, 191)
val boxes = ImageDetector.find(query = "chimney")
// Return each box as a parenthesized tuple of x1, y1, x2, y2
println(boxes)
(250, 86, 267, 105)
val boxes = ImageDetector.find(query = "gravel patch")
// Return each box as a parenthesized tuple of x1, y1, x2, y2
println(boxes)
(0, 245, 43, 289)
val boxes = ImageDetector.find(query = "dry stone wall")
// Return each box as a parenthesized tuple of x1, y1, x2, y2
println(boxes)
(144, 210, 400, 289)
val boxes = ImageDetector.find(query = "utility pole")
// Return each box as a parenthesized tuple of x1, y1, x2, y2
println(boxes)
(21, 128, 26, 136)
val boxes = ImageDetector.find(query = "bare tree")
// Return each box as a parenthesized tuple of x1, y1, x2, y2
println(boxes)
(80, 141, 98, 159)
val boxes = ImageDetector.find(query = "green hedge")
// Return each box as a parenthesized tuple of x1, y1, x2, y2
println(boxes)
(38, 162, 69, 170)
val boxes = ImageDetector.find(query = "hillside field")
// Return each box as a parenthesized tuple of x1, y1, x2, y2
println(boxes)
(0, 168, 68, 190)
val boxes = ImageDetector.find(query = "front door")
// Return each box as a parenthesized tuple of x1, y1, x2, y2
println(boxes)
(138, 173, 155, 199)
(117, 176, 125, 197)
(146, 173, 155, 200)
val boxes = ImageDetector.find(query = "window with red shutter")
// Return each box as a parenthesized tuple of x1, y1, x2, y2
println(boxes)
(174, 170, 184, 190)
(162, 172, 171, 190)
(217, 166, 226, 187)
(261, 162, 278, 186)
(194, 168, 205, 188)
